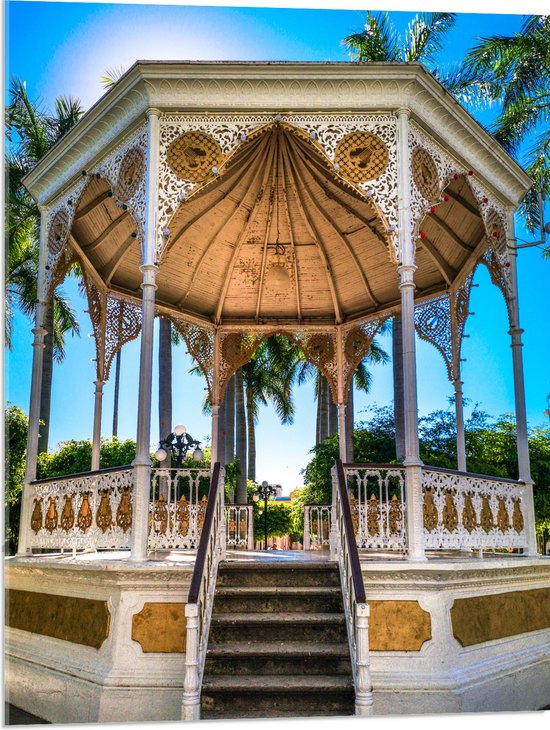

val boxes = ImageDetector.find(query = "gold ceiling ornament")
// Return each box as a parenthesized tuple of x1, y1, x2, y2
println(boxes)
(31, 498, 43, 534)
(335, 131, 389, 182)
(167, 131, 223, 182)
(412, 146, 440, 202)
(115, 146, 146, 202)
(48, 208, 71, 256)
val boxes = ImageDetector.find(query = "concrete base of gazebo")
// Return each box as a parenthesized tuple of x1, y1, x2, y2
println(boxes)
(5, 553, 550, 723)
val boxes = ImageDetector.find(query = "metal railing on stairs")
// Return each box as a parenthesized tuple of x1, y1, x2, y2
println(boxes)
(331, 459, 373, 716)
(182, 462, 226, 721)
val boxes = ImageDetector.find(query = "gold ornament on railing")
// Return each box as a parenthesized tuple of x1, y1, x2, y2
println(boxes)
(77, 493, 93, 532)
(496, 497, 510, 533)
(96, 488, 113, 533)
(197, 495, 208, 531)
(423, 489, 438, 532)
(31, 498, 43, 534)
(60, 494, 75, 532)
(349, 494, 360, 535)
(152, 495, 169, 535)
(367, 494, 380, 536)
(480, 495, 494, 533)
(512, 499, 524, 534)
(462, 493, 477, 533)
(116, 486, 133, 533)
(44, 496, 58, 533)
(176, 495, 190, 536)
(388, 495, 402, 535)
(442, 491, 459, 532)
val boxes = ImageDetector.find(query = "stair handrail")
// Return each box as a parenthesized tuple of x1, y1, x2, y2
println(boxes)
(182, 462, 226, 721)
(332, 459, 373, 716)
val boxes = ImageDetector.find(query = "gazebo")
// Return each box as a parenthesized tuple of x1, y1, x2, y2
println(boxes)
(6, 62, 550, 723)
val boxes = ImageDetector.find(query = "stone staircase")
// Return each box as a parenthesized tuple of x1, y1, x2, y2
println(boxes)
(200, 560, 355, 719)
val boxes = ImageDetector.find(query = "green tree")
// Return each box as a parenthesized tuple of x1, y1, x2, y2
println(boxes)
(36, 437, 137, 479)
(5, 405, 29, 554)
(6, 80, 84, 452)
(446, 15, 550, 241)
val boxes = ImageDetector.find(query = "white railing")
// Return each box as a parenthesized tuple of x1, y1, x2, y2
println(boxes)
(332, 461, 373, 717)
(148, 468, 211, 551)
(344, 465, 406, 551)
(182, 463, 226, 722)
(303, 505, 331, 550)
(27, 466, 134, 550)
(422, 467, 529, 550)
(226, 504, 254, 549)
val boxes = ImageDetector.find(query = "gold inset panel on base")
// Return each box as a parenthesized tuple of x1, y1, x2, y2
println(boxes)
(132, 602, 186, 653)
(6, 589, 110, 649)
(369, 600, 432, 651)
(451, 587, 550, 647)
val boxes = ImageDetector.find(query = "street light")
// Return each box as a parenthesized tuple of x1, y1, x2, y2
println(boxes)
(253, 480, 277, 550)
(154, 424, 203, 468)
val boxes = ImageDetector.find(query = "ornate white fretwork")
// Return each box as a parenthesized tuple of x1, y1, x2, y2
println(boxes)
(340, 317, 390, 400)
(167, 315, 215, 399)
(94, 123, 148, 247)
(157, 113, 398, 261)
(28, 467, 134, 550)
(225, 505, 253, 549)
(422, 468, 528, 550)
(414, 275, 473, 382)
(344, 466, 407, 551)
(103, 295, 142, 381)
(303, 505, 331, 550)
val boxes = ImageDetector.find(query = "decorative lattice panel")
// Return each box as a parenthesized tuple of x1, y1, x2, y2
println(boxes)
(341, 318, 389, 399)
(411, 146, 440, 202)
(115, 147, 146, 202)
(168, 315, 215, 399)
(334, 131, 389, 183)
(103, 296, 143, 381)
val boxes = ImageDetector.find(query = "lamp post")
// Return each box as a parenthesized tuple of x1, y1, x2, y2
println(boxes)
(253, 480, 277, 550)
(154, 424, 203, 468)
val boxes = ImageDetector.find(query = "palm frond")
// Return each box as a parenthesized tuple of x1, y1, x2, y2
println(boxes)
(342, 12, 401, 63)
(404, 13, 456, 65)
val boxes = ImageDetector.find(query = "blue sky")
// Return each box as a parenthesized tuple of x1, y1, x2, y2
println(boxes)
(5, 2, 550, 493)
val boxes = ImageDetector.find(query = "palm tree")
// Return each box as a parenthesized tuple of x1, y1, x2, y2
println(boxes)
(344, 13, 457, 458)
(6, 80, 84, 452)
(444, 15, 550, 243)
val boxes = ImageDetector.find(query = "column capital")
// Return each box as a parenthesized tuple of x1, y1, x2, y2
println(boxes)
(139, 263, 159, 289)
(397, 264, 417, 290)
(509, 326, 524, 338)
(396, 107, 411, 119)
(147, 107, 162, 119)
(94, 379, 105, 391)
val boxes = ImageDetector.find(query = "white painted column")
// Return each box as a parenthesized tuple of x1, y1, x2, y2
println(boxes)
(396, 108, 425, 562)
(91, 379, 105, 471)
(17, 206, 49, 556)
(130, 107, 161, 562)
(336, 327, 349, 461)
(211, 404, 220, 466)
(506, 209, 538, 555)
(210, 329, 221, 468)
(453, 378, 467, 472)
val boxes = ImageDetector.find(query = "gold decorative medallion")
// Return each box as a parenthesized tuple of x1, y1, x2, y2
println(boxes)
(77, 493, 93, 532)
(60, 494, 75, 532)
(512, 499, 524, 533)
(462, 493, 477, 533)
(116, 486, 133, 532)
(442, 491, 459, 532)
(44, 496, 58, 533)
(335, 132, 388, 182)
(30, 498, 43, 534)
(423, 488, 438, 532)
(96, 488, 113, 533)
(116, 147, 145, 201)
(480, 495, 494, 533)
(167, 131, 223, 182)
(48, 209, 70, 255)
(412, 147, 440, 202)
(367, 494, 380, 536)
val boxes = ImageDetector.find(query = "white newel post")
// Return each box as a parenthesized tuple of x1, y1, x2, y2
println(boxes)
(354, 603, 374, 716)
(506, 209, 538, 555)
(130, 107, 160, 562)
(396, 108, 425, 561)
(182, 603, 200, 721)
(17, 206, 50, 556)
(91, 379, 105, 471)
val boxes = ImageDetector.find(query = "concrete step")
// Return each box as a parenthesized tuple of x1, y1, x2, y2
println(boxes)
(209, 611, 348, 643)
(217, 562, 340, 588)
(200, 675, 355, 719)
(213, 586, 343, 613)
(205, 641, 352, 675)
